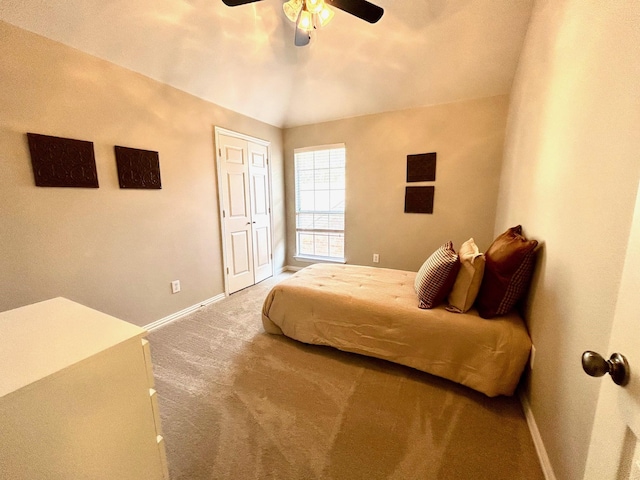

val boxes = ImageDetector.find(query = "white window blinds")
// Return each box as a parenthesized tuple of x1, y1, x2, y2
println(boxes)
(294, 144, 346, 261)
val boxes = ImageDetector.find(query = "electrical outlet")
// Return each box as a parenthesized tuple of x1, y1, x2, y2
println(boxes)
(373, 253, 380, 263)
(530, 344, 536, 370)
(171, 280, 181, 294)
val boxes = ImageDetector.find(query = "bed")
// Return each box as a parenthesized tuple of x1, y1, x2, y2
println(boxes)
(262, 263, 532, 397)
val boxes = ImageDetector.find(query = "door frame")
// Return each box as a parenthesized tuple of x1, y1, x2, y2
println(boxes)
(214, 126, 274, 296)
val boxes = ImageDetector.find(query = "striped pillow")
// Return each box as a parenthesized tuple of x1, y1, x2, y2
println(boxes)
(415, 241, 460, 309)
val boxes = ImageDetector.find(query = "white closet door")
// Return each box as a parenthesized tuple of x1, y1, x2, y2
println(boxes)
(248, 142, 273, 284)
(217, 130, 273, 294)
(218, 134, 254, 294)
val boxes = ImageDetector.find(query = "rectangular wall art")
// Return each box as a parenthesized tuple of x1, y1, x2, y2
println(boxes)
(27, 133, 99, 188)
(114, 146, 162, 189)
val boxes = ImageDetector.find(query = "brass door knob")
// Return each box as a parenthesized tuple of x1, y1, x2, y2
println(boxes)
(582, 351, 630, 386)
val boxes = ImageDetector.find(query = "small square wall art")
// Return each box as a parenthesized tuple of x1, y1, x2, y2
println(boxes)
(405, 186, 435, 214)
(406, 152, 436, 182)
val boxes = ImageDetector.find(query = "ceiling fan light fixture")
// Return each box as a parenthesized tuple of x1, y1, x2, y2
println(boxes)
(305, 0, 324, 14)
(297, 8, 314, 32)
(316, 5, 334, 27)
(283, 0, 303, 22)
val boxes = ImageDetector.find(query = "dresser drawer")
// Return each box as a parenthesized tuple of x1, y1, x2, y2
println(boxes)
(141, 338, 156, 388)
(157, 434, 170, 479)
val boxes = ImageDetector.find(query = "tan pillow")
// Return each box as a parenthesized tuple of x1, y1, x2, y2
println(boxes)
(415, 241, 460, 309)
(447, 238, 485, 313)
(476, 226, 538, 318)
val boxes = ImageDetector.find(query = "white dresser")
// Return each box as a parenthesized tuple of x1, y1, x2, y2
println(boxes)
(0, 297, 169, 479)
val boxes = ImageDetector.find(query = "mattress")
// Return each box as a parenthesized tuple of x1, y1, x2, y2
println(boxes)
(262, 263, 532, 397)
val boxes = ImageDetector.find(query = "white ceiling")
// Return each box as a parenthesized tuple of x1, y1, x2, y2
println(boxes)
(0, 0, 534, 128)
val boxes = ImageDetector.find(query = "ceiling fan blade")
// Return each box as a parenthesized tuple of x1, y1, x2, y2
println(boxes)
(326, 0, 383, 23)
(294, 26, 311, 47)
(221, 0, 262, 6)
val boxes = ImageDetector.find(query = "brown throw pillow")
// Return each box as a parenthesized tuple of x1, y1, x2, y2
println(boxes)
(476, 226, 538, 318)
(415, 241, 460, 309)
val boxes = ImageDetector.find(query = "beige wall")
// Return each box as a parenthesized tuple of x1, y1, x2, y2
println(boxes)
(0, 21, 285, 326)
(284, 96, 510, 271)
(497, 1, 640, 478)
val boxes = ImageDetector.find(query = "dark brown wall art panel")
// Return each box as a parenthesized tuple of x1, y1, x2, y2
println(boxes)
(406, 152, 437, 182)
(27, 133, 99, 188)
(405, 186, 435, 214)
(114, 146, 162, 189)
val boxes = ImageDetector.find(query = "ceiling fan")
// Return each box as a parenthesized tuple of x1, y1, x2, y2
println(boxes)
(221, 0, 384, 46)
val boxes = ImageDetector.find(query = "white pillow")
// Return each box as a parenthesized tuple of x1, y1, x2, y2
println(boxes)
(447, 238, 485, 313)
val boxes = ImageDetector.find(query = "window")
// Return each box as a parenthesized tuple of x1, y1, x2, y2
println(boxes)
(294, 144, 346, 261)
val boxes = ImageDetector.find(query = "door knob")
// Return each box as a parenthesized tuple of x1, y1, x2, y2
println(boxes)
(582, 351, 630, 386)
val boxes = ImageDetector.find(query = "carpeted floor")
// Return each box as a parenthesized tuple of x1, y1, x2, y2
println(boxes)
(148, 273, 544, 480)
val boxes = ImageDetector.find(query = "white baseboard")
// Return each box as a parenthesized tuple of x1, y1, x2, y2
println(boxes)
(519, 391, 557, 480)
(144, 293, 226, 331)
(283, 265, 303, 272)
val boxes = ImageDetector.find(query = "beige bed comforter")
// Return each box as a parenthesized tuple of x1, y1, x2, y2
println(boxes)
(262, 264, 531, 397)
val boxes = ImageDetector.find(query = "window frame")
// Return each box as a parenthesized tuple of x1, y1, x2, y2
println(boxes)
(293, 143, 346, 263)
